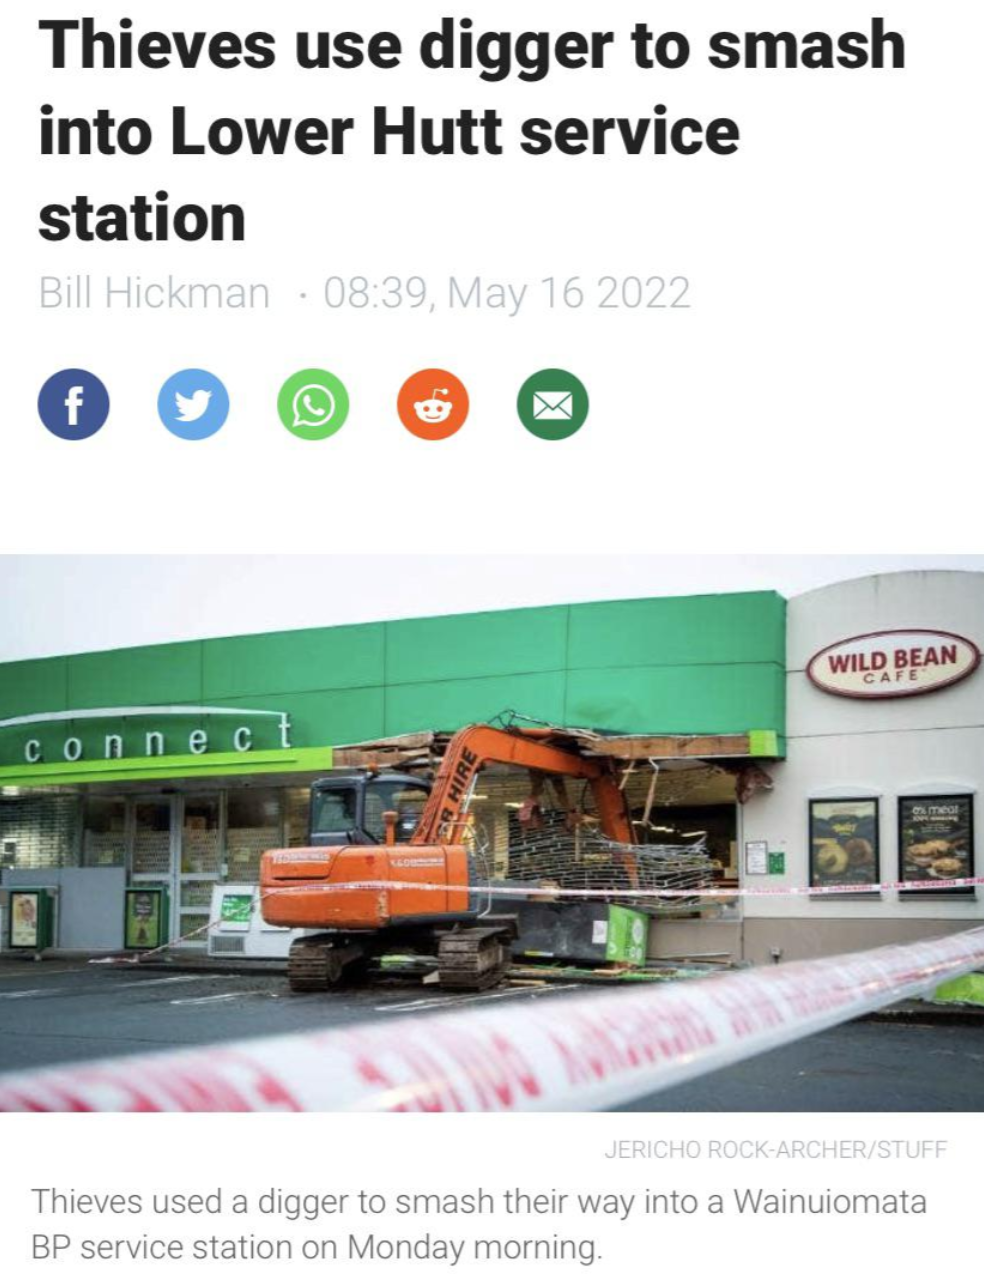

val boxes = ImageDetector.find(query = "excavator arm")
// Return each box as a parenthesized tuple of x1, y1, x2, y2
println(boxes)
(411, 724, 636, 846)
(263, 721, 644, 993)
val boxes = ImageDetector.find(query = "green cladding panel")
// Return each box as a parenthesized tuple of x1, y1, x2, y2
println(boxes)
(203, 623, 386, 699)
(215, 687, 387, 747)
(0, 591, 787, 775)
(385, 672, 569, 738)
(67, 642, 203, 709)
(0, 657, 68, 719)
(385, 607, 568, 684)
(565, 664, 786, 736)
(567, 593, 786, 668)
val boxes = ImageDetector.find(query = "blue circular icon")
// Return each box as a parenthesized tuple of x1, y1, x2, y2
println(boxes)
(157, 369, 230, 439)
(38, 369, 110, 440)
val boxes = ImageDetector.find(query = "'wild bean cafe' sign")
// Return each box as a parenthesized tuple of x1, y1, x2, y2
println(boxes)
(808, 630, 981, 699)
(0, 706, 293, 767)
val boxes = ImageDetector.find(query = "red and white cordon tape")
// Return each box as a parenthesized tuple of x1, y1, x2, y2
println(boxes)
(2, 926, 983, 1114)
(259, 874, 984, 900)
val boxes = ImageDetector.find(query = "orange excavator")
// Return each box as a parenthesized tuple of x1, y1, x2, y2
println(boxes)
(260, 723, 637, 992)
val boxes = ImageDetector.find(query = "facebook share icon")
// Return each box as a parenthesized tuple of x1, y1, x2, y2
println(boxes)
(37, 369, 110, 440)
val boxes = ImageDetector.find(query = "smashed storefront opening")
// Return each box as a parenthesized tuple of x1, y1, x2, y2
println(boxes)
(0, 570, 980, 962)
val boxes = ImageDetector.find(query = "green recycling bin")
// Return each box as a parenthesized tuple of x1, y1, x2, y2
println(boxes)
(8, 889, 55, 951)
(124, 887, 169, 950)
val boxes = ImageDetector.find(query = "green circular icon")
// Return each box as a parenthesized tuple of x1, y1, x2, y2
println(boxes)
(517, 368, 589, 440)
(278, 368, 349, 439)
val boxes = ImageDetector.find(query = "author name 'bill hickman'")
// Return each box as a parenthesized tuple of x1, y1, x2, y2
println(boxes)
(40, 274, 270, 309)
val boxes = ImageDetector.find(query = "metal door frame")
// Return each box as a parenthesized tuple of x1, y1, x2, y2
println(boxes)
(127, 793, 221, 945)
(128, 794, 180, 941)
(176, 792, 223, 946)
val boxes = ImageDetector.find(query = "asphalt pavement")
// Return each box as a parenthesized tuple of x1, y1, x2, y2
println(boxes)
(0, 959, 981, 1111)
(0, 959, 585, 1071)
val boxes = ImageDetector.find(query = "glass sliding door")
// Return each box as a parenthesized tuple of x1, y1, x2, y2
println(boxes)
(178, 795, 222, 943)
(124, 789, 285, 945)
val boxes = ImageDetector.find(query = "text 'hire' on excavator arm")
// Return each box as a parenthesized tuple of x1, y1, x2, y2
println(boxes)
(410, 724, 636, 848)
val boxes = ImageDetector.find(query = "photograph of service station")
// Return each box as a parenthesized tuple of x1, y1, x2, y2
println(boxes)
(0, 569, 980, 964)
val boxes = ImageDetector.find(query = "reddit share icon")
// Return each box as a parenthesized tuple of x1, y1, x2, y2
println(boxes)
(397, 369, 470, 440)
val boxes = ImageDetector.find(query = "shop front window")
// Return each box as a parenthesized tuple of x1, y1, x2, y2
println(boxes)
(131, 799, 171, 878)
(0, 795, 81, 870)
(82, 797, 126, 867)
(286, 787, 311, 847)
(181, 797, 221, 875)
(227, 789, 282, 883)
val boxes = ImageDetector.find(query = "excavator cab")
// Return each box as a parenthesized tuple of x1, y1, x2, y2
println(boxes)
(308, 772, 431, 847)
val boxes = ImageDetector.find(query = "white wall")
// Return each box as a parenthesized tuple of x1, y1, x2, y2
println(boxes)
(744, 570, 983, 922)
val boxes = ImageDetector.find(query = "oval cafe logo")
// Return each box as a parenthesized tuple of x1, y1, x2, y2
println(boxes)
(807, 630, 981, 699)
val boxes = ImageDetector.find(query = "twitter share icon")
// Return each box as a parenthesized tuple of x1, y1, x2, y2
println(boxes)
(157, 369, 230, 439)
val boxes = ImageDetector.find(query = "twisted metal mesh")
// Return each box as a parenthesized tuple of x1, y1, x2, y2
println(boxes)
(464, 815, 713, 915)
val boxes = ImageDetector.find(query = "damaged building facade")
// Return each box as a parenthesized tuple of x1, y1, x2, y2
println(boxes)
(0, 569, 980, 962)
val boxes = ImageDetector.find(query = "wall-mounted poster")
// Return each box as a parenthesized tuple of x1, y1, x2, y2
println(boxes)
(8, 889, 54, 949)
(124, 887, 168, 949)
(10, 891, 40, 948)
(809, 799, 880, 891)
(899, 795, 974, 895)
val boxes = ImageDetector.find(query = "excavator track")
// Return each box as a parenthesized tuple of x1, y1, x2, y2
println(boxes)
(437, 927, 510, 991)
(287, 937, 367, 993)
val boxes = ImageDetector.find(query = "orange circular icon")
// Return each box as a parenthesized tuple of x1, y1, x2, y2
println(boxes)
(397, 369, 470, 440)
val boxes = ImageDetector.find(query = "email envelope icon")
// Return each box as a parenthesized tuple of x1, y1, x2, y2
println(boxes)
(533, 391, 573, 420)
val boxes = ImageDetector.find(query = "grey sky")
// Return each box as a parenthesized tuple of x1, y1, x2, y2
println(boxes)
(0, 555, 981, 662)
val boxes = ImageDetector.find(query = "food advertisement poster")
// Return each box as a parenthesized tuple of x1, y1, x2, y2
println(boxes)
(899, 795, 974, 894)
(809, 799, 879, 890)
(9, 891, 40, 948)
(124, 889, 163, 949)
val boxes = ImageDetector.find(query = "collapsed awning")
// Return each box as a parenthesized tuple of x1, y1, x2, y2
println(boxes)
(330, 726, 780, 807)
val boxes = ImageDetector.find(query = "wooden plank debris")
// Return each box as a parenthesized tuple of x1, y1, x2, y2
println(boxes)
(330, 728, 765, 770)
(581, 733, 754, 760)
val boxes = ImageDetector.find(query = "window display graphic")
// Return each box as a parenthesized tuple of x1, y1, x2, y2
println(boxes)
(899, 795, 974, 895)
(809, 799, 879, 890)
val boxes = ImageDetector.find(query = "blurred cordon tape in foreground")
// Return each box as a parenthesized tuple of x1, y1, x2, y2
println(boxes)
(0, 927, 982, 1113)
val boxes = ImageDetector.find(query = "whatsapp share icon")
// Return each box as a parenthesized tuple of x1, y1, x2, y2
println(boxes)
(277, 368, 350, 439)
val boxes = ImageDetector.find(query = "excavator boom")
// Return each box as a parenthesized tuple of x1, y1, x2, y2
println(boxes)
(412, 724, 635, 845)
